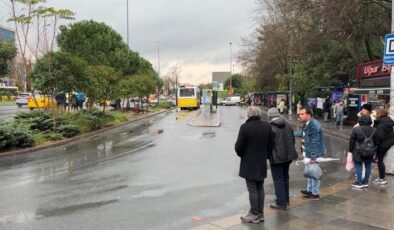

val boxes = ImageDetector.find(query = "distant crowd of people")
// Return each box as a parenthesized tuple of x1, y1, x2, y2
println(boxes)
(234, 103, 393, 224)
(54, 91, 85, 111)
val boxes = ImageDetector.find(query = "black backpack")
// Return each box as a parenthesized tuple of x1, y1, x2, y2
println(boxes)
(357, 127, 376, 158)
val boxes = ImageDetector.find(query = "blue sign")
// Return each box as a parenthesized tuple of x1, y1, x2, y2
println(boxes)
(383, 34, 394, 65)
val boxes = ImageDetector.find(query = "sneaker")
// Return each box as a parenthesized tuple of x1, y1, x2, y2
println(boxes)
(351, 182, 363, 189)
(372, 178, 381, 184)
(303, 194, 320, 201)
(362, 183, 369, 188)
(240, 213, 263, 224)
(379, 179, 388, 185)
(300, 189, 311, 195)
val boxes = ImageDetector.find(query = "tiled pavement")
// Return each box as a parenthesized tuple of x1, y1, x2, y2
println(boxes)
(191, 173, 394, 230)
(190, 107, 394, 230)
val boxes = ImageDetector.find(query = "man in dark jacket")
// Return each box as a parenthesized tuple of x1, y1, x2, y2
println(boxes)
(266, 108, 298, 210)
(235, 106, 274, 224)
(372, 109, 394, 185)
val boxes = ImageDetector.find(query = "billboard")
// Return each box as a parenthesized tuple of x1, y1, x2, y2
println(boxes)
(0, 27, 15, 43)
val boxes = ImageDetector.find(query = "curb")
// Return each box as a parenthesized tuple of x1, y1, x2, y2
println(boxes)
(0, 108, 174, 158)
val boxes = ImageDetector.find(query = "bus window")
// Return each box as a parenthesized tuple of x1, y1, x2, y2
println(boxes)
(180, 88, 195, 97)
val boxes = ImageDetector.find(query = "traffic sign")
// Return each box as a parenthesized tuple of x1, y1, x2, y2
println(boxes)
(383, 34, 394, 65)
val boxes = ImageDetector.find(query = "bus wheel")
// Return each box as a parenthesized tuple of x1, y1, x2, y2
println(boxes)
(29, 108, 34, 111)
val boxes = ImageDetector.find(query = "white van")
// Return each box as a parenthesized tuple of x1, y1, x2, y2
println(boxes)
(220, 96, 241, 106)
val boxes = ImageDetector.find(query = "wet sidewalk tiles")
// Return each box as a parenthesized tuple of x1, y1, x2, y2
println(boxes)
(190, 177, 394, 230)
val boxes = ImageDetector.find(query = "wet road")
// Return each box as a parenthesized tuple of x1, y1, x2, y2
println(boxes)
(0, 107, 350, 229)
(0, 105, 28, 120)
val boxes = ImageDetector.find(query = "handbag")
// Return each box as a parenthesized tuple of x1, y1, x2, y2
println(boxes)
(345, 152, 355, 171)
(304, 163, 322, 180)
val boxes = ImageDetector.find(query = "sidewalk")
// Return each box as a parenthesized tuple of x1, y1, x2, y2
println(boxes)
(191, 178, 394, 230)
(190, 107, 394, 230)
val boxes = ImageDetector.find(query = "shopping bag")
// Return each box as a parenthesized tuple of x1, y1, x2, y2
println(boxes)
(304, 163, 322, 180)
(345, 152, 355, 171)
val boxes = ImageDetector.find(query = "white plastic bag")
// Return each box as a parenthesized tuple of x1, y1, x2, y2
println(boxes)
(304, 163, 322, 180)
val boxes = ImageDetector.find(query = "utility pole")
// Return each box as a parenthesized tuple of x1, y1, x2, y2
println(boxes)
(155, 40, 162, 78)
(386, 0, 394, 173)
(391, 0, 394, 120)
(126, 0, 129, 49)
(288, 62, 293, 116)
(229, 42, 232, 87)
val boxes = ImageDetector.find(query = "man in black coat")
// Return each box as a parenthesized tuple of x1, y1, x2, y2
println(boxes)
(266, 108, 298, 210)
(235, 106, 274, 224)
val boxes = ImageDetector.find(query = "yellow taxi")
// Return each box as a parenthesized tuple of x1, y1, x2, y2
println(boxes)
(27, 95, 56, 110)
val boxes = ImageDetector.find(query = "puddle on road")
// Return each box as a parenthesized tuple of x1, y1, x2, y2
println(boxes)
(200, 131, 216, 139)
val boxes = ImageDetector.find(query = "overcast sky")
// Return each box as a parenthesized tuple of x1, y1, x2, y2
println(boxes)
(0, 0, 258, 85)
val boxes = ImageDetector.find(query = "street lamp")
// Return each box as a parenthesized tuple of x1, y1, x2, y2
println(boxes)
(126, 0, 130, 49)
(229, 42, 232, 88)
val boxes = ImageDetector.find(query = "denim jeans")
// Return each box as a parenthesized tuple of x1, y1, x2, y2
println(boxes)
(355, 162, 371, 184)
(336, 114, 344, 128)
(271, 161, 291, 205)
(307, 178, 320, 195)
(245, 179, 265, 215)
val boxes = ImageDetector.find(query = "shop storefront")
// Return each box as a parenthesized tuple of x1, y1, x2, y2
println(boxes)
(353, 60, 391, 110)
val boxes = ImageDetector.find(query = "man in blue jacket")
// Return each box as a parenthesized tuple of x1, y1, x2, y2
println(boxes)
(294, 107, 326, 200)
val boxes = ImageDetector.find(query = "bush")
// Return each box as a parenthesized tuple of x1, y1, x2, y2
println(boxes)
(56, 124, 80, 138)
(0, 123, 34, 150)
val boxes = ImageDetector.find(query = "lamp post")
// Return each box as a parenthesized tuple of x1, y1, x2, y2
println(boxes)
(288, 62, 293, 116)
(155, 40, 162, 77)
(229, 42, 232, 87)
(127, 0, 129, 48)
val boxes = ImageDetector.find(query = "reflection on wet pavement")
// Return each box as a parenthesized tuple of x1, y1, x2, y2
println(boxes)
(36, 199, 119, 218)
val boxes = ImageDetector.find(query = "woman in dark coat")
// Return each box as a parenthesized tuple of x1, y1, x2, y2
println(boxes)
(372, 109, 394, 185)
(349, 115, 374, 189)
(235, 106, 274, 224)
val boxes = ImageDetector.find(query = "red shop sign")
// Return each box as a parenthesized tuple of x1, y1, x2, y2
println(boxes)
(357, 60, 391, 80)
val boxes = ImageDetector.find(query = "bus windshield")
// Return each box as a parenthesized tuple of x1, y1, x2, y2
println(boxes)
(179, 88, 195, 97)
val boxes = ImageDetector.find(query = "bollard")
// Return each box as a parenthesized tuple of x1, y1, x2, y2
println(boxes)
(384, 146, 394, 175)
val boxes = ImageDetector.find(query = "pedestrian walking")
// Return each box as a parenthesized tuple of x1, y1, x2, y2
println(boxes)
(294, 107, 326, 201)
(266, 108, 298, 210)
(349, 115, 375, 188)
(323, 97, 331, 122)
(372, 109, 394, 185)
(235, 106, 274, 224)
(334, 100, 345, 129)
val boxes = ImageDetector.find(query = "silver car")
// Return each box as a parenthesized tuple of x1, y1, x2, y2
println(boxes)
(15, 93, 31, 107)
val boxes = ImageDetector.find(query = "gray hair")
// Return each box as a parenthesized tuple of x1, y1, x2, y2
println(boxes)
(247, 106, 261, 118)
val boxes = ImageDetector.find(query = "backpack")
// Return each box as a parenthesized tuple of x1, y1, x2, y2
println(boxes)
(356, 127, 376, 158)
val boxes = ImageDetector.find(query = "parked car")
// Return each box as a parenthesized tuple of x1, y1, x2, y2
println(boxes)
(15, 93, 31, 107)
(219, 96, 241, 106)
